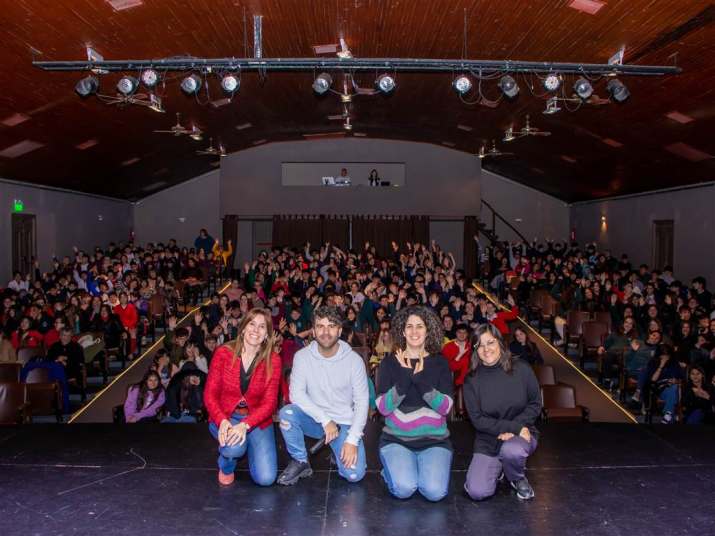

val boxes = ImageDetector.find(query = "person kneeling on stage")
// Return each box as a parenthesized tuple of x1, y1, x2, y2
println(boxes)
(375, 305, 454, 502)
(204, 308, 281, 486)
(277, 306, 369, 486)
(463, 323, 541, 501)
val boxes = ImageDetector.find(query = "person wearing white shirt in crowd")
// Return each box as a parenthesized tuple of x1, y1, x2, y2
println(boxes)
(7, 272, 29, 293)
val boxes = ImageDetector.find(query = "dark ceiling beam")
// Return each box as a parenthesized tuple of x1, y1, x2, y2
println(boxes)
(33, 57, 681, 76)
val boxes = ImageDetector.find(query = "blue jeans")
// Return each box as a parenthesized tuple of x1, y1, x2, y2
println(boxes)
(659, 384, 679, 415)
(379, 442, 452, 502)
(278, 404, 366, 482)
(162, 414, 198, 423)
(685, 409, 705, 425)
(208, 414, 277, 486)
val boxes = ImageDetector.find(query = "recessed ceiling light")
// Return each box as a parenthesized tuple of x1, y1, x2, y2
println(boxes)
(561, 155, 577, 164)
(1, 113, 30, 127)
(601, 138, 623, 148)
(0, 140, 44, 158)
(252, 139, 268, 145)
(568, 0, 605, 15)
(122, 157, 140, 166)
(235, 122, 253, 130)
(665, 142, 712, 162)
(457, 124, 473, 132)
(106, 0, 143, 12)
(665, 111, 694, 124)
(76, 139, 98, 150)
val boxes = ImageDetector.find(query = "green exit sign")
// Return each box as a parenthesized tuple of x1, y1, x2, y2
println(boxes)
(13, 199, 24, 212)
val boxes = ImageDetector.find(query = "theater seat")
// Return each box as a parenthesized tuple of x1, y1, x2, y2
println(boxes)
(541, 384, 589, 422)
(0, 382, 30, 424)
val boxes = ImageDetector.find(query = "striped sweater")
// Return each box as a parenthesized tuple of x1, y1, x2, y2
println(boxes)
(375, 353, 454, 450)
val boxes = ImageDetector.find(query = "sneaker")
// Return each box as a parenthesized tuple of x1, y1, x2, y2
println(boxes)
(661, 411, 673, 424)
(497, 471, 505, 482)
(510, 478, 535, 500)
(277, 460, 313, 486)
(218, 470, 234, 486)
(631, 390, 640, 404)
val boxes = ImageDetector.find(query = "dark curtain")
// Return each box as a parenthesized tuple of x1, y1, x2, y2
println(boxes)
(320, 216, 350, 250)
(463, 216, 479, 280)
(352, 216, 430, 257)
(222, 214, 239, 270)
(272, 215, 323, 249)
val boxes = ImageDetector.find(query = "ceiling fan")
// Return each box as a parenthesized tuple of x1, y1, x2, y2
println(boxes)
(477, 140, 514, 159)
(503, 114, 551, 142)
(154, 113, 203, 140)
(98, 92, 165, 113)
(196, 137, 226, 157)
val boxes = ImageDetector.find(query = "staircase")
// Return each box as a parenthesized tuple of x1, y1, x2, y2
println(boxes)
(478, 199, 529, 246)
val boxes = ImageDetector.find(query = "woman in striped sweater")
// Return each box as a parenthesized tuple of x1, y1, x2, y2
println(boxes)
(375, 305, 454, 501)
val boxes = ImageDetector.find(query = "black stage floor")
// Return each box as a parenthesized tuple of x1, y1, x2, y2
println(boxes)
(1, 422, 714, 536)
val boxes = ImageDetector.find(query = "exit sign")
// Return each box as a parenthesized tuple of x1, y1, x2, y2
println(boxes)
(13, 199, 24, 212)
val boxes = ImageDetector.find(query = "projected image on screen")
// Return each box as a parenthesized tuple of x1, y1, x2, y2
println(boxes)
(282, 162, 405, 187)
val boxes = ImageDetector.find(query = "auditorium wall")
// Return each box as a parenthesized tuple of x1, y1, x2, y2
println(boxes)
(132, 170, 221, 248)
(569, 183, 715, 284)
(0, 179, 132, 284)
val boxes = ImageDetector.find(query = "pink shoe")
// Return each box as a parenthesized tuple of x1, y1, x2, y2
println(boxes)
(218, 471, 235, 486)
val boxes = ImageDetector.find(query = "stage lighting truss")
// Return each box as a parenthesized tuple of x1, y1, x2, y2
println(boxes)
(52, 49, 674, 112)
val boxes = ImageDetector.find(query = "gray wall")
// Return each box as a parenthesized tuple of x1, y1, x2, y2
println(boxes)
(570, 184, 715, 284)
(0, 179, 132, 284)
(220, 138, 480, 217)
(480, 170, 570, 243)
(429, 220, 465, 269)
(133, 170, 221, 248)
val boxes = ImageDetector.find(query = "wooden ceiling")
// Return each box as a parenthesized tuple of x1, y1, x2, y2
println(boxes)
(0, 0, 713, 202)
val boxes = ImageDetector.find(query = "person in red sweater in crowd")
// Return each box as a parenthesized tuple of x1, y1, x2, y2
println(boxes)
(11, 316, 44, 350)
(442, 323, 472, 389)
(485, 294, 520, 337)
(113, 292, 139, 356)
(204, 307, 281, 487)
(43, 316, 68, 350)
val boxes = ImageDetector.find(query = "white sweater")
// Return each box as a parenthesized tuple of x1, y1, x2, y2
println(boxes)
(289, 340, 369, 445)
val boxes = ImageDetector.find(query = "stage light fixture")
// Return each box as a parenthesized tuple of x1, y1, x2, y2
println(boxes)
(180, 74, 202, 95)
(498, 75, 519, 98)
(543, 74, 561, 92)
(573, 77, 593, 99)
(221, 74, 240, 95)
(453, 75, 472, 95)
(312, 73, 333, 95)
(116, 76, 139, 96)
(140, 69, 159, 88)
(607, 78, 630, 102)
(75, 75, 99, 97)
(375, 73, 396, 94)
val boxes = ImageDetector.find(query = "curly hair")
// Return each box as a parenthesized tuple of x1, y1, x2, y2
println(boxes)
(390, 305, 444, 355)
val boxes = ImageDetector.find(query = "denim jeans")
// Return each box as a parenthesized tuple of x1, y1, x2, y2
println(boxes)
(378, 442, 452, 502)
(278, 404, 366, 482)
(161, 414, 197, 423)
(659, 384, 679, 415)
(208, 413, 277, 486)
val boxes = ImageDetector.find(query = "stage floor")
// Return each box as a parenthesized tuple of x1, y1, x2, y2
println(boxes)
(1, 422, 713, 536)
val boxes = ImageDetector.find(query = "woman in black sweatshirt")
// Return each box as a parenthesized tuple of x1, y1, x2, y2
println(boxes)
(463, 323, 541, 501)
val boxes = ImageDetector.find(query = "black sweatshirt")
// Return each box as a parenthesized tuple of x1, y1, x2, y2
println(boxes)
(463, 359, 542, 457)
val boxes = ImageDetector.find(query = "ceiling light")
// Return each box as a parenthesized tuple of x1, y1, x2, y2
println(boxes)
(573, 77, 593, 99)
(606, 78, 630, 102)
(140, 68, 159, 88)
(503, 127, 515, 142)
(312, 73, 332, 95)
(453, 75, 472, 95)
(221, 74, 240, 95)
(75, 76, 99, 97)
(180, 74, 202, 95)
(375, 74, 396, 94)
(498, 75, 519, 98)
(543, 74, 561, 92)
(116, 75, 139, 96)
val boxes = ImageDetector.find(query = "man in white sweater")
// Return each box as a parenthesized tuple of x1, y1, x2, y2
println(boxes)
(277, 305, 369, 485)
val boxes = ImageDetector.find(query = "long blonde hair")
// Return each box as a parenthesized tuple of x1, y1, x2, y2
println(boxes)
(230, 308, 275, 383)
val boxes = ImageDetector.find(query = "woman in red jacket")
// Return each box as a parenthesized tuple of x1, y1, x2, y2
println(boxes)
(113, 292, 139, 356)
(11, 316, 44, 350)
(205, 307, 281, 487)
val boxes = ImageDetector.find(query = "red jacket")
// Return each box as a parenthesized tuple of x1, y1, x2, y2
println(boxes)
(490, 306, 519, 336)
(113, 303, 138, 329)
(204, 345, 281, 429)
(442, 340, 471, 386)
(11, 330, 44, 350)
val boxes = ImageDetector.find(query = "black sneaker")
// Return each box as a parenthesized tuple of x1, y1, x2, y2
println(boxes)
(510, 478, 535, 500)
(277, 460, 313, 486)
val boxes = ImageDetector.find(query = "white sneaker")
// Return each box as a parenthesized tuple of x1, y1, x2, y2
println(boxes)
(661, 411, 673, 424)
